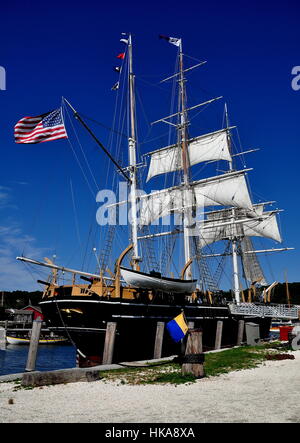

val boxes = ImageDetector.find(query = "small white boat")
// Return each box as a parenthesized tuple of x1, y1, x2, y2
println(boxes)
(6, 336, 68, 345)
(120, 267, 197, 293)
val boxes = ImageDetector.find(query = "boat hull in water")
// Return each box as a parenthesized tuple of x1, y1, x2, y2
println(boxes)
(120, 267, 197, 293)
(6, 335, 69, 345)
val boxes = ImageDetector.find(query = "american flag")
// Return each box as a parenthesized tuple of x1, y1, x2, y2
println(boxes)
(14, 108, 68, 144)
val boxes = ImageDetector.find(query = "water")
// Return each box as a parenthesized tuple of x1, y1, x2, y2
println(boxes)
(0, 344, 76, 376)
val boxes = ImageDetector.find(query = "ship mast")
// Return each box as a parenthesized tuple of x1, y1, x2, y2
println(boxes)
(178, 39, 192, 278)
(225, 103, 240, 304)
(127, 33, 140, 269)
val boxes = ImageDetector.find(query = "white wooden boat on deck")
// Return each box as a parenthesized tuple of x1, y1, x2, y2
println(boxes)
(120, 267, 197, 293)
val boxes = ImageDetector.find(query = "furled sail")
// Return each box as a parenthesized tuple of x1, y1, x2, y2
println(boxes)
(240, 236, 268, 286)
(146, 129, 232, 181)
(139, 170, 253, 226)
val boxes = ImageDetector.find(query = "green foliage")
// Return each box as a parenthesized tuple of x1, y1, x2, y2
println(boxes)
(0, 291, 43, 314)
(270, 282, 300, 304)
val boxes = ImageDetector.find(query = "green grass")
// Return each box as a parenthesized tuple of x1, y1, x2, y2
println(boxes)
(204, 347, 267, 376)
(98, 342, 291, 385)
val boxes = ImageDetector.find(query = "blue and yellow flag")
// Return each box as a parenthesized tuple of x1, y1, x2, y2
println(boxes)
(166, 312, 188, 342)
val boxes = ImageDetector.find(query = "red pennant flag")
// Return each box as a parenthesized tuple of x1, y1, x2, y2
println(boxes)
(117, 53, 125, 60)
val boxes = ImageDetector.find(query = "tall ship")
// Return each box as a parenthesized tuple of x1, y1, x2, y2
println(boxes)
(17, 34, 295, 367)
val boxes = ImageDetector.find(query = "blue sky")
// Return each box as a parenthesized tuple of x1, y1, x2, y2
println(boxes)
(0, 0, 299, 291)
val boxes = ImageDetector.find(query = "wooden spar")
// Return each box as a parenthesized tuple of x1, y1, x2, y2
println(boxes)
(99, 271, 104, 296)
(201, 247, 294, 258)
(37, 280, 53, 287)
(207, 290, 212, 305)
(137, 210, 282, 241)
(268, 281, 279, 303)
(243, 248, 295, 254)
(180, 259, 193, 280)
(16, 256, 114, 281)
(151, 96, 223, 125)
(247, 287, 252, 303)
(159, 61, 207, 83)
(106, 268, 115, 279)
(115, 244, 134, 298)
(146, 127, 236, 157)
(44, 257, 58, 284)
(263, 287, 267, 303)
(63, 97, 131, 183)
(241, 289, 245, 303)
(285, 271, 291, 308)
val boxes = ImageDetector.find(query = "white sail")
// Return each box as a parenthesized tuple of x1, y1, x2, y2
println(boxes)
(139, 171, 252, 226)
(197, 211, 282, 248)
(193, 173, 252, 211)
(146, 129, 232, 181)
(242, 213, 281, 243)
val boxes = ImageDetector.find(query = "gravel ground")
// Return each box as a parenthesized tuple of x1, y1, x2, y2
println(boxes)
(1, 351, 300, 423)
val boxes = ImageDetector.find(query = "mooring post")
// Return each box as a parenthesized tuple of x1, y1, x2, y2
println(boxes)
(214, 320, 223, 350)
(102, 322, 117, 365)
(0, 327, 6, 350)
(237, 319, 245, 346)
(25, 319, 42, 371)
(153, 321, 165, 359)
(181, 321, 195, 355)
(182, 328, 205, 378)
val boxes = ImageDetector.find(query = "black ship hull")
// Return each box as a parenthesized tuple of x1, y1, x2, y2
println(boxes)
(39, 295, 272, 367)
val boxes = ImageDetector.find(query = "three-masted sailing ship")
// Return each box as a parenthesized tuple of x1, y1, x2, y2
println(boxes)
(17, 34, 294, 366)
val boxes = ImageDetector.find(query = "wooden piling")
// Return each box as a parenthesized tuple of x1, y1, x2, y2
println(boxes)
(237, 320, 245, 346)
(214, 320, 223, 350)
(181, 321, 195, 355)
(182, 328, 204, 378)
(153, 322, 165, 359)
(22, 367, 102, 387)
(102, 322, 117, 365)
(25, 320, 42, 372)
(0, 327, 6, 350)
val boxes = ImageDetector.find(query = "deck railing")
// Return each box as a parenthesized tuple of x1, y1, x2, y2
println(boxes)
(228, 303, 300, 319)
